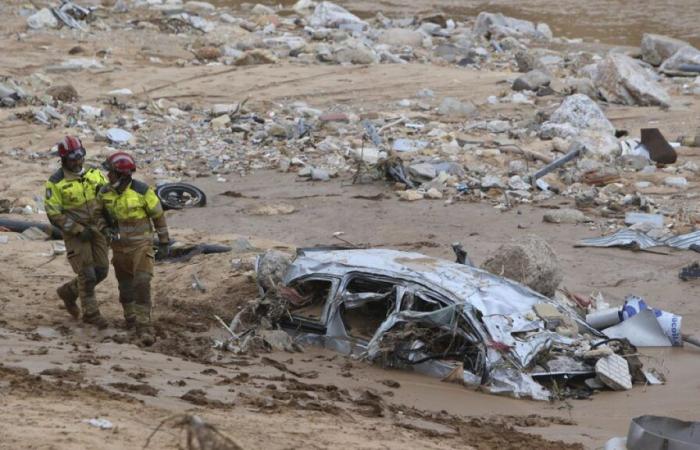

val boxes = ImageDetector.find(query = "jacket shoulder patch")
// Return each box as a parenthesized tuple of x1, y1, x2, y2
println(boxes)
(48, 168, 65, 183)
(130, 179, 150, 195)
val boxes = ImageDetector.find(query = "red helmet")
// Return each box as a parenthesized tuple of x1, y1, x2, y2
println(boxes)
(103, 151, 136, 175)
(57, 136, 86, 160)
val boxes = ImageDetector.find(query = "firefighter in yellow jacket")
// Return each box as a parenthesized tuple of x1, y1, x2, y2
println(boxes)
(45, 136, 109, 328)
(97, 152, 169, 346)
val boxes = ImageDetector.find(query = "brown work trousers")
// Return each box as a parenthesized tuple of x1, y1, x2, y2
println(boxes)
(112, 241, 155, 327)
(60, 229, 109, 316)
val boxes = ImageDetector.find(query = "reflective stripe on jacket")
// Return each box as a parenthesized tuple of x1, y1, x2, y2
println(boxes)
(45, 167, 107, 235)
(98, 179, 169, 246)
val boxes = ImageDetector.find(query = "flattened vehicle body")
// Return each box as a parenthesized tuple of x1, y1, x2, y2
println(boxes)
(259, 248, 602, 400)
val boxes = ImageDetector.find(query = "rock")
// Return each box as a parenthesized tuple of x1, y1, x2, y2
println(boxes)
(512, 70, 551, 91)
(187, 15, 216, 33)
(184, 1, 216, 12)
(378, 28, 424, 47)
(473, 12, 549, 41)
(508, 160, 528, 175)
(310, 168, 330, 181)
(664, 176, 688, 188)
(234, 49, 278, 66)
(46, 84, 79, 102)
(393, 139, 428, 152)
(641, 33, 691, 66)
(660, 46, 700, 74)
(593, 53, 670, 107)
(334, 43, 378, 65)
(536, 23, 553, 40)
(409, 163, 437, 180)
(398, 190, 424, 201)
(256, 250, 292, 294)
(425, 187, 443, 199)
(507, 175, 530, 191)
(211, 114, 231, 129)
(106, 128, 133, 144)
(563, 77, 597, 98)
(433, 43, 472, 63)
(194, 46, 221, 61)
(480, 175, 505, 189)
(540, 94, 620, 156)
(546, 94, 615, 134)
(437, 97, 476, 118)
(486, 120, 510, 133)
(251, 3, 275, 15)
(80, 105, 102, 119)
(258, 330, 297, 352)
(27, 8, 58, 29)
(309, 2, 367, 30)
(481, 234, 562, 297)
(211, 103, 238, 116)
(543, 208, 587, 224)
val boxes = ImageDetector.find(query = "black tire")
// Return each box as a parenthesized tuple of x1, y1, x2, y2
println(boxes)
(156, 183, 207, 210)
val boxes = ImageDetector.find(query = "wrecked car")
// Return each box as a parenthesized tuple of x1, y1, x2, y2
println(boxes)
(251, 248, 626, 400)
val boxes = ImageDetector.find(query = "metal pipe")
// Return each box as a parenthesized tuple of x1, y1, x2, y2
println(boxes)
(530, 144, 583, 183)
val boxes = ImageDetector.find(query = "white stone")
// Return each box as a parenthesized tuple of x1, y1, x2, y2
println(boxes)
(473, 12, 549, 41)
(211, 114, 231, 128)
(27, 8, 58, 29)
(548, 94, 615, 133)
(437, 97, 476, 117)
(309, 2, 367, 30)
(664, 176, 688, 188)
(425, 187, 443, 199)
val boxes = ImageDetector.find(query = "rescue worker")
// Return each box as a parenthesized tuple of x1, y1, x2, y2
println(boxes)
(97, 152, 169, 346)
(45, 136, 109, 329)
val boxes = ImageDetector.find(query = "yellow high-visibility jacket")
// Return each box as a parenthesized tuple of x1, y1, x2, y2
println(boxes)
(45, 167, 107, 235)
(98, 180, 169, 247)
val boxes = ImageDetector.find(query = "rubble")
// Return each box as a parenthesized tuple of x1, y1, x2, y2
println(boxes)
(641, 34, 692, 66)
(592, 53, 671, 107)
(480, 235, 562, 297)
(26, 8, 59, 29)
(660, 45, 700, 75)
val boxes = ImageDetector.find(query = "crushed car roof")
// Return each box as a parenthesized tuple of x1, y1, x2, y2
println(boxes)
(286, 248, 553, 316)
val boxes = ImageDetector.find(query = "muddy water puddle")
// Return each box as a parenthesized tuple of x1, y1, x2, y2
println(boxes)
(211, 0, 700, 48)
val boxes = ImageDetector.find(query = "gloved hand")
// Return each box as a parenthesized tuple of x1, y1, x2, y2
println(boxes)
(102, 228, 117, 241)
(155, 242, 170, 260)
(77, 227, 93, 242)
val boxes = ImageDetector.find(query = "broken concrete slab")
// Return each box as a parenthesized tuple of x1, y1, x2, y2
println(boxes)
(593, 53, 670, 107)
(641, 33, 692, 66)
(595, 354, 632, 391)
(660, 45, 700, 74)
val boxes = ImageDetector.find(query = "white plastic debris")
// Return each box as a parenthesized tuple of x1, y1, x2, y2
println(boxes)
(83, 418, 113, 430)
(107, 88, 133, 97)
(595, 354, 632, 391)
